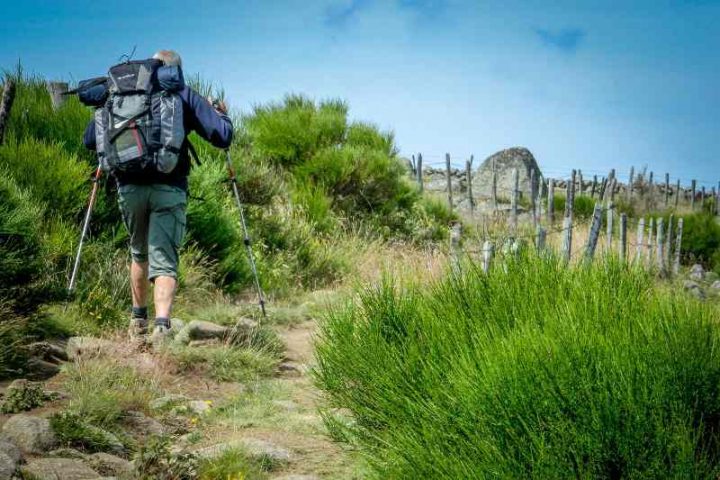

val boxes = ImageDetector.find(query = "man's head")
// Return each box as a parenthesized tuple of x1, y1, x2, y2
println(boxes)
(153, 50, 182, 67)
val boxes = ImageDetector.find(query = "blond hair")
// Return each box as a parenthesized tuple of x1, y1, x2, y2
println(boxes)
(152, 50, 182, 67)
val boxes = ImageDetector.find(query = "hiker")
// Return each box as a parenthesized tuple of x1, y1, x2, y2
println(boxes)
(83, 50, 233, 343)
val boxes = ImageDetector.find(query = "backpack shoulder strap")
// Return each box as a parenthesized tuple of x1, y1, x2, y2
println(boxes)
(187, 140, 202, 167)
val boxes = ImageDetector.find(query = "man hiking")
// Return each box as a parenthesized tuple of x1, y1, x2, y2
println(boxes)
(83, 50, 233, 344)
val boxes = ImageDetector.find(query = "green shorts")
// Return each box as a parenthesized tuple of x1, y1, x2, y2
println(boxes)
(117, 184, 187, 280)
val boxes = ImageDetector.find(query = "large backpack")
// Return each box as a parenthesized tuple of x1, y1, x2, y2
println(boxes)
(93, 59, 186, 174)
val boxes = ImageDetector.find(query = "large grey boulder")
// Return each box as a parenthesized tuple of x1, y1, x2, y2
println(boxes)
(689, 264, 705, 281)
(1, 415, 57, 453)
(20, 457, 101, 480)
(197, 438, 291, 465)
(472, 147, 542, 200)
(174, 320, 229, 345)
(0, 439, 21, 465)
(0, 451, 16, 480)
(86, 452, 132, 477)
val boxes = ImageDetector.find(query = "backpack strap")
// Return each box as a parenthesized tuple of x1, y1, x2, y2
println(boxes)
(187, 140, 202, 167)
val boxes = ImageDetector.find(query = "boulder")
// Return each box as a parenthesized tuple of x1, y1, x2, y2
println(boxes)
(149, 394, 190, 411)
(66, 337, 113, 360)
(689, 264, 705, 281)
(121, 411, 165, 437)
(188, 400, 212, 415)
(47, 448, 87, 459)
(174, 320, 229, 345)
(0, 452, 16, 480)
(1, 415, 57, 453)
(20, 458, 101, 480)
(197, 438, 291, 465)
(0, 439, 21, 464)
(472, 147, 542, 201)
(711, 280, 720, 290)
(683, 280, 706, 300)
(86, 452, 133, 477)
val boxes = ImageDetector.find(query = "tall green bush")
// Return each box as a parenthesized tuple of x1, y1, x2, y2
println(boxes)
(316, 256, 720, 478)
(680, 211, 720, 272)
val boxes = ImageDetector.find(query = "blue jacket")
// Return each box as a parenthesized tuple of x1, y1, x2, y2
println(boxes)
(83, 85, 233, 190)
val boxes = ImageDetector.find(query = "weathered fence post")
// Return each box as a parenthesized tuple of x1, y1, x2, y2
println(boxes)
(673, 218, 683, 276)
(562, 216, 573, 263)
(585, 203, 603, 261)
(599, 177, 608, 201)
(450, 222, 462, 273)
(577, 170, 583, 196)
(665, 214, 674, 269)
(664, 173, 670, 208)
(416, 153, 423, 193)
(628, 166, 634, 202)
(47, 81, 68, 110)
(547, 179, 555, 223)
(648, 217, 655, 265)
(466, 156, 474, 214)
(675, 179, 681, 209)
(510, 168, 519, 231)
(410, 154, 417, 175)
(482, 240, 494, 273)
(636, 217, 646, 263)
(648, 171, 654, 208)
(536, 226, 547, 252)
(535, 177, 544, 225)
(656, 218, 665, 274)
(701, 186, 706, 211)
(0, 79, 17, 146)
(619, 213, 628, 262)
(566, 170, 576, 219)
(606, 202, 614, 252)
(591, 175, 598, 198)
(445, 153, 453, 210)
(691, 179, 697, 210)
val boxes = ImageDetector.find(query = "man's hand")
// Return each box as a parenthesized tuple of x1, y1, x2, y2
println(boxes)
(207, 96, 228, 115)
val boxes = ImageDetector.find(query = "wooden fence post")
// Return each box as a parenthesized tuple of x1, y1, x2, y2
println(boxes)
(536, 226, 546, 251)
(656, 217, 665, 274)
(410, 154, 417, 175)
(0, 79, 17, 146)
(648, 171, 654, 208)
(585, 203, 603, 261)
(599, 177, 608, 201)
(619, 213, 628, 262)
(47, 81, 68, 110)
(673, 218, 683, 275)
(562, 216, 573, 263)
(577, 170, 583, 196)
(416, 153, 424, 193)
(675, 179, 681, 209)
(628, 166, 634, 202)
(606, 202, 614, 252)
(665, 215, 674, 269)
(591, 175, 598, 198)
(648, 218, 655, 265)
(566, 170, 576, 219)
(482, 241, 494, 273)
(510, 168, 519, 232)
(547, 179, 555, 223)
(536, 177, 544, 225)
(701, 186, 706, 211)
(445, 153, 453, 210)
(691, 179, 696, 210)
(664, 173, 670, 208)
(636, 217, 646, 263)
(466, 156, 474, 214)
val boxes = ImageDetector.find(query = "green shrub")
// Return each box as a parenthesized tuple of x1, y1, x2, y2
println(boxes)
(133, 435, 199, 480)
(198, 447, 267, 480)
(316, 255, 720, 478)
(680, 211, 720, 272)
(50, 411, 123, 453)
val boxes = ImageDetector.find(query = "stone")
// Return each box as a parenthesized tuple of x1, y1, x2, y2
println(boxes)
(188, 400, 212, 415)
(197, 438, 291, 465)
(47, 448, 87, 459)
(277, 362, 303, 377)
(86, 453, 133, 477)
(683, 280, 706, 300)
(0, 439, 22, 464)
(121, 411, 164, 436)
(0, 452, 16, 480)
(25, 357, 61, 380)
(689, 264, 705, 281)
(20, 458, 101, 480)
(25, 341, 68, 362)
(711, 280, 720, 290)
(472, 147, 543, 200)
(1, 415, 57, 453)
(174, 320, 229, 345)
(82, 425, 125, 456)
(149, 394, 190, 411)
(66, 337, 113, 360)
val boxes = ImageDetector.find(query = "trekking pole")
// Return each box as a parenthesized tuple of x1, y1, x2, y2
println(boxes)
(224, 149, 267, 319)
(68, 164, 102, 293)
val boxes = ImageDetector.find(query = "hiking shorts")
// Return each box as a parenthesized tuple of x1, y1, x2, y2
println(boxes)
(117, 184, 187, 280)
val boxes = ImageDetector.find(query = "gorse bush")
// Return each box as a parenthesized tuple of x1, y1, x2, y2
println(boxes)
(680, 210, 720, 273)
(316, 255, 720, 478)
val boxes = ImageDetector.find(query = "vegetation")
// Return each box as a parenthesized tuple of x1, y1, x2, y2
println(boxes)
(678, 210, 720, 273)
(316, 255, 720, 478)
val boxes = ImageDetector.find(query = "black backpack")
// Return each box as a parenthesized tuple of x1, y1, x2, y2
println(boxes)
(91, 59, 186, 174)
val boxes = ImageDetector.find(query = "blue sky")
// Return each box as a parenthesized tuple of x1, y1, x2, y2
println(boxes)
(2, 0, 719, 186)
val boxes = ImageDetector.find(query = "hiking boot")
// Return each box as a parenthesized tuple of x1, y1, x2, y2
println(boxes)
(149, 325, 172, 348)
(128, 317, 148, 340)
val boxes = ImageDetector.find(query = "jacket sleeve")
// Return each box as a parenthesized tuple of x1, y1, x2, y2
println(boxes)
(83, 120, 96, 151)
(182, 87, 234, 149)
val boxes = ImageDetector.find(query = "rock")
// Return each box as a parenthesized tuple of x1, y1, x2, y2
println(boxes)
(86, 453, 132, 477)
(1, 415, 57, 453)
(0, 379, 47, 413)
(25, 341, 68, 362)
(170, 318, 185, 331)
(188, 400, 212, 415)
(82, 425, 125, 456)
(149, 394, 190, 411)
(710, 280, 720, 290)
(0, 439, 22, 464)
(20, 458, 101, 480)
(25, 357, 61, 379)
(66, 337, 113, 360)
(683, 280, 706, 300)
(227, 318, 259, 346)
(174, 320, 229, 345)
(121, 411, 164, 436)
(197, 438, 291, 465)
(689, 264, 705, 281)
(472, 147, 543, 200)
(47, 447, 87, 459)
(277, 362, 303, 377)
(0, 452, 16, 480)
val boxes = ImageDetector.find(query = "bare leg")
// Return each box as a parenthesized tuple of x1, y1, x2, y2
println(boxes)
(131, 261, 149, 308)
(153, 275, 177, 319)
